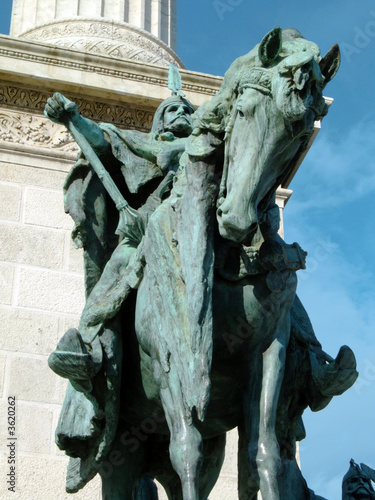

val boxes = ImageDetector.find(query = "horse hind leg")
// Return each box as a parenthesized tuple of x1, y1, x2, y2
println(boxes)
(238, 423, 261, 500)
(99, 422, 145, 500)
(160, 370, 203, 500)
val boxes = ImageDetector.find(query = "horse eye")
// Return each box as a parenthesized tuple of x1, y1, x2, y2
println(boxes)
(238, 110, 244, 118)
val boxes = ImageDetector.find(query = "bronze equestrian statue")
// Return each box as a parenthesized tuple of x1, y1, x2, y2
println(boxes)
(45, 27, 358, 500)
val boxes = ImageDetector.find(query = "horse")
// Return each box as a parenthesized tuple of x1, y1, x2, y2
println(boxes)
(92, 27, 343, 500)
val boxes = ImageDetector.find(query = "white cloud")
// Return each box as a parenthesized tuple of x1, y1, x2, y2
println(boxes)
(283, 181, 375, 499)
(290, 118, 375, 210)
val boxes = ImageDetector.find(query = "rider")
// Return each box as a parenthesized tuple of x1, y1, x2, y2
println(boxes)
(342, 460, 375, 500)
(45, 86, 195, 392)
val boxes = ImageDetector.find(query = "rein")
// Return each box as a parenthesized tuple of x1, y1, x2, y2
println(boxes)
(217, 110, 236, 209)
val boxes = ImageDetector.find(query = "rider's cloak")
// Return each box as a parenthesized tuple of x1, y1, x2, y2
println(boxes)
(56, 125, 188, 492)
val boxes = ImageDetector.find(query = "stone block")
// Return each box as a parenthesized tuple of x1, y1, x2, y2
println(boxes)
(23, 187, 73, 230)
(0, 161, 67, 190)
(0, 354, 5, 397)
(0, 222, 65, 269)
(55, 374, 69, 405)
(156, 481, 168, 499)
(60, 314, 81, 335)
(17, 403, 54, 454)
(7, 355, 62, 404)
(0, 262, 15, 305)
(52, 406, 68, 457)
(0, 183, 22, 221)
(0, 454, 101, 499)
(16, 267, 85, 315)
(67, 236, 84, 273)
(220, 428, 238, 476)
(0, 307, 60, 355)
(0, 400, 10, 446)
(209, 476, 238, 499)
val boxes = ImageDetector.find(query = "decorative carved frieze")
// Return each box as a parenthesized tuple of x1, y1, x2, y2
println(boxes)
(0, 83, 155, 152)
(74, 99, 154, 131)
(0, 110, 77, 152)
(21, 19, 183, 67)
(0, 84, 49, 113)
(0, 83, 154, 130)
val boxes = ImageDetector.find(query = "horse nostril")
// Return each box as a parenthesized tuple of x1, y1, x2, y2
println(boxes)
(217, 199, 228, 217)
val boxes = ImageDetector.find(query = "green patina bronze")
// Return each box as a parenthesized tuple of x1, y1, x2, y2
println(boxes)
(45, 28, 358, 500)
(342, 460, 375, 500)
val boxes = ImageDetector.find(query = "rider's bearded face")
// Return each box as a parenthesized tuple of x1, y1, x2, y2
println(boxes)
(346, 475, 374, 499)
(163, 103, 193, 136)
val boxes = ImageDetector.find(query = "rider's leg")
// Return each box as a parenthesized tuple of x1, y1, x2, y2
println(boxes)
(49, 240, 137, 386)
(80, 239, 137, 334)
(308, 345, 358, 411)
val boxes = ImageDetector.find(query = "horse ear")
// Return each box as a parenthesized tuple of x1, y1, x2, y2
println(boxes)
(320, 43, 341, 87)
(259, 27, 282, 66)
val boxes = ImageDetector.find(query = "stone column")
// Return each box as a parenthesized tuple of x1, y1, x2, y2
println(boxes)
(9, 0, 180, 66)
(10, 0, 176, 49)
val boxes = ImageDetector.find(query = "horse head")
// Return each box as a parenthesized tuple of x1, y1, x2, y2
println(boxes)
(207, 27, 341, 243)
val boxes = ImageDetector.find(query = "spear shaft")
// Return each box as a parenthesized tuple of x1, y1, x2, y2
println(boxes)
(64, 109, 144, 241)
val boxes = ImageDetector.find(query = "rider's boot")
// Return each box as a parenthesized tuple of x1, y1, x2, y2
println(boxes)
(308, 345, 358, 411)
(48, 327, 102, 393)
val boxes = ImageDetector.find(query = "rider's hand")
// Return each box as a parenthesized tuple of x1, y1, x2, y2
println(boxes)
(44, 92, 79, 125)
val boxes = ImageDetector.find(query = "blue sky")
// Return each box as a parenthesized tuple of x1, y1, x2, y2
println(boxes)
(1, 1, 375, 498)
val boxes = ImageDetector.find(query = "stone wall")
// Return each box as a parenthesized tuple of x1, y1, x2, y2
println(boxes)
(0, 128, 102, 498)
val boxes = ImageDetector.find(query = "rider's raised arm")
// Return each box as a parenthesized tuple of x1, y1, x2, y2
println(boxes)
(44, 92, 110, 156)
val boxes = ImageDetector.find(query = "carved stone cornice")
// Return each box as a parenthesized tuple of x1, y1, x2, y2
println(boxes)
(20, 18, 183, 68)
(0, 35, 222, 106)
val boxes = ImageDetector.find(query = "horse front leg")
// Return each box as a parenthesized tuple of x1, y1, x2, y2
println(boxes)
(256, 324, 289, 500)
(160, 366, 203, 500)
(244, 271, 296, 500)
(255, 270, 296, 500)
